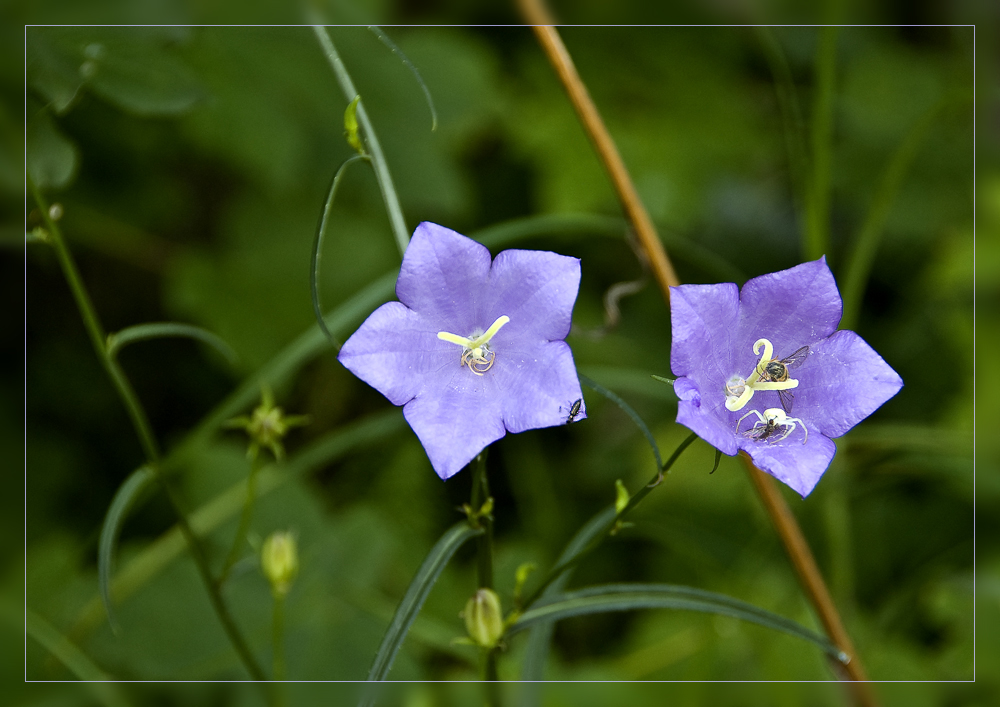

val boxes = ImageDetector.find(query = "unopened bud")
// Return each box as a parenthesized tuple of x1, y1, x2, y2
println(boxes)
(463, 588, 504, 649)
(261, 531, 298, 596)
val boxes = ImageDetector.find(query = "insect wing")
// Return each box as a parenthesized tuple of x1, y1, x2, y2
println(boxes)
(777, 387, 795, 414)
(781, 346, 810, 370)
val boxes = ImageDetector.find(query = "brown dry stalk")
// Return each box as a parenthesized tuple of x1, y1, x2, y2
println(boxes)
(517, 0, 679, 296)
(517, 0, 876, 697)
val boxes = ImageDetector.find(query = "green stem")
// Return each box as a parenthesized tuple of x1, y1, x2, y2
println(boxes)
(218, 452, 264, 586)
(804, 24, 839, 261)
(29, 179, 267, 684)
(310, 24, 410, 258)
(470, 451, 495, 591)
(273, 593, 287, 682)
(520, 433, 698, 610)
(484, 647, 500, 698)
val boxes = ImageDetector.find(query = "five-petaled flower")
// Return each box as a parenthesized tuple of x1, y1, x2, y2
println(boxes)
(669, 257, 902, 497)
(338, 222, 586, 480)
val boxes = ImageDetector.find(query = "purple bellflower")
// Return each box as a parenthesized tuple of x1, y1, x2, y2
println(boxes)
(338, 222, 586, 480)
(669, 257, 902, 498)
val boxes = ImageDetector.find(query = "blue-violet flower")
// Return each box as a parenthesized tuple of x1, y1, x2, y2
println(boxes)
(669, 257, 902, 497)
(338, 222, 586, 479)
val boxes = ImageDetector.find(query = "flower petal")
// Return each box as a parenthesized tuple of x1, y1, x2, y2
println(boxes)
(743, 433, 837, 498)
(792, 329, 904, 438)
(736, 257, 842, 356)
(669, 282, 741, 383)
(497, 340, 585, 432)
(337, 302, 451, 405)
(486, 249, 581, 344)
(676, 386, 741, 456)
(403, 381, 506, 480)
(395, 222, 493, 333)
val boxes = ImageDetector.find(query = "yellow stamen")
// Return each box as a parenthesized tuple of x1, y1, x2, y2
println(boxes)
(438, 315, 510, 375)
(725, 337, 799, 412)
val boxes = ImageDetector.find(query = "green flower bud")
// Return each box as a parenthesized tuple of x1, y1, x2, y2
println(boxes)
(463, 588, 504, 649)
(261, 531, 298, 596)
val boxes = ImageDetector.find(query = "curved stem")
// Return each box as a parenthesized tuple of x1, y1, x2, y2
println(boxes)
(516, 0, 679, 296)
(29, 180, 266, 683)
(521, 433, 697, 611)
(310, 24, 410, 258)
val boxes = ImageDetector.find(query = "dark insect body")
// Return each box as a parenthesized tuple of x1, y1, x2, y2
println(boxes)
(756, 345, 810, 413)
(564, 398, 583, 424)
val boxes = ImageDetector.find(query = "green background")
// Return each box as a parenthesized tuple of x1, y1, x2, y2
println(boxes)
(8, 0, 991, 705)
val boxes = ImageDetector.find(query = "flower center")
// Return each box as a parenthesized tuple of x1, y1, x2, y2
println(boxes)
(438, 315, 510, 376)
(724, 337, 800, 412)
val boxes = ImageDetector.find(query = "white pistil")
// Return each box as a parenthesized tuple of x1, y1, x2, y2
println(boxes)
(724, 337, 799, 412)
(438, 315, 510, 376)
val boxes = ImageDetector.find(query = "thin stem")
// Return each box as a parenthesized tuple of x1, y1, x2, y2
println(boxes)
(516, 0, 679, 296)
(470, 452, 494, 590)
(272, 593, 287, 682)
(29, 180, 267, 683)
(218, 452, 264, 586)
(741, 454, 877, 703)
(310, 23, 410, 258)
(804, 24, 839, 261)
(521, 433, 697, 611)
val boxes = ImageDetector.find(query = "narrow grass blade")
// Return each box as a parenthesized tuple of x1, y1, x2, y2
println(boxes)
(367, 25, 438, 131)
(363, 521, 484, 688)
(106, 322, 237, 367)
(98, 465, 155, 634)
(579, 373, 662, 470)
(510, 583, 845, 662)
(311, 154, 367, 347)
(840, 99, 946, 330)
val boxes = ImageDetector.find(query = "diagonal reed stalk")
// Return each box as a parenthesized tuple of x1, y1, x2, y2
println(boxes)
(516, 2, 877, 702)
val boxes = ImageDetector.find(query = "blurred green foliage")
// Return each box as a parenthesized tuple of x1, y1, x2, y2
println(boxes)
(7, 0, 991, 705)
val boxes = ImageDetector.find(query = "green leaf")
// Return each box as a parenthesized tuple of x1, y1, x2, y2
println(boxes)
(579, 374, 663, 470)
(510, 583, 846, 662)
(106, 322, 238, 367)
(344, 95, 365, 154)
(363, 521, 484, 688)
(27, 27, 204, 117)
(98, 466, 156, 634)
(26, 107, 78, 190)
(312, 155, 369, 346)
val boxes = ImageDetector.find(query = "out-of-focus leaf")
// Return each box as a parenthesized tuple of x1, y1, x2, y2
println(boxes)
(26, 28, 85, 114)
(27, 27, 204, 117)
(26, 107, 78, 190)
